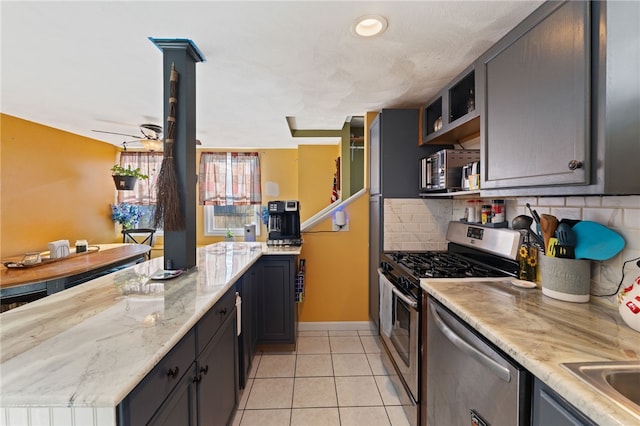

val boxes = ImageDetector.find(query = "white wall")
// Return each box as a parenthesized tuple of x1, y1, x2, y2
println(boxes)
(385, 195, 640, 307)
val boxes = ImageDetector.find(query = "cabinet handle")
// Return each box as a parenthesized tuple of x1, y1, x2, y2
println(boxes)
(167, 366, 180, 379)
(568, 160, 583, 170)
(220, 308, 228, 316)
(200, 365, 209, 375)
(193, 374, 202, 384)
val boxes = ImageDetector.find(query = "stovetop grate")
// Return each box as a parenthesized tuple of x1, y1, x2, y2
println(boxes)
(383, 250, 517, 280)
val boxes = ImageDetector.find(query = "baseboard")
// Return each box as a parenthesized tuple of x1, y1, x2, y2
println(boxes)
(298, 321, 376, 331)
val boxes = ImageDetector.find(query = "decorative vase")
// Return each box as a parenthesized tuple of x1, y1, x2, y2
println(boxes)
(113, 175, 137, 191)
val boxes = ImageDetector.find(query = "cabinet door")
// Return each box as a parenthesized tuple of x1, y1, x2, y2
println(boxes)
(117, 331, 196, 426)
(532, 378, 595, 426)
(480, 1, 590, 190)
(238, 268, 258, 388)
(197, 307, 238, 426)
(369, 196, 381, 328)
(256, 256, 295, 345)
(148, 367, 197, 426)
(369, 114, 381, 195)
(378, 109, 424, 198)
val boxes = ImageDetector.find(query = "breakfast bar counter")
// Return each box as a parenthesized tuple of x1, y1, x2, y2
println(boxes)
(0, 244, 151, 305)
(0, 242, 300, 425)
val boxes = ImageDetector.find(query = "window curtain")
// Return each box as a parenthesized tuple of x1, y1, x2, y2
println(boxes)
(117, 152, 163, 205)
(199, 152, 261, 205)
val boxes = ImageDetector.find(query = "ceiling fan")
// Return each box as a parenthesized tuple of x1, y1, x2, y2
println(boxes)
(92, 123, 202, 151)
(92, 123, 164, 151)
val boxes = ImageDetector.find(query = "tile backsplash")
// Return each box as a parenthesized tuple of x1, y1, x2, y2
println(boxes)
(385, 195, 640, 307)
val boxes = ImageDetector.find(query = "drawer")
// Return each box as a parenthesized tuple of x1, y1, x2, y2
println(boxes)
(120, 329, 196, 425)
(197, 286, 237, 354)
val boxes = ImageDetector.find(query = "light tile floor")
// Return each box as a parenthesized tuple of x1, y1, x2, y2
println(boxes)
(232, 330, 411, 426)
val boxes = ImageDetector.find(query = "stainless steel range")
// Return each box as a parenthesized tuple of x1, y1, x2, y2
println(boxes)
(378, 221, 523, 426)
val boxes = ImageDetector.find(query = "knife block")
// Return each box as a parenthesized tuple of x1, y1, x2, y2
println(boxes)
(539, 255, 591, 303)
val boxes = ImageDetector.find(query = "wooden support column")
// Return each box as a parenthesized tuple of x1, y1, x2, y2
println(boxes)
(150, 38, 205, 270)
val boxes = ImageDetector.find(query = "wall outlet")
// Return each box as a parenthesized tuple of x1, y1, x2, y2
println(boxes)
(332, 219, 349, 232)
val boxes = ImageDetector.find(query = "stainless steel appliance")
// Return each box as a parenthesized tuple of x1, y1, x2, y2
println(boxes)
(420, 149, 480, 193)
(378, 221, 523, 426)
(267, 200, 302, 246)
(426, 297, 531, 425)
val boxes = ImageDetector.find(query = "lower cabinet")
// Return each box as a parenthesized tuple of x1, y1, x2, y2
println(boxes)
(238, 268, 258, 389)
(117, 285, 238, 426)
(531, 378, 595, 426)
(255, 255, 297, 347)
(147, 367, 197, 426)
(196, 306, 238, 426)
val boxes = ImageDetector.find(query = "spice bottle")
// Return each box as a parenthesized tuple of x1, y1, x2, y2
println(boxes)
(491, 199, 505, 223)
(481, 204, 492, 224)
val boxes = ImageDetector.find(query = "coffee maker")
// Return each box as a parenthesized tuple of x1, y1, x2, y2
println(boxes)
(267, 200, 302, 246)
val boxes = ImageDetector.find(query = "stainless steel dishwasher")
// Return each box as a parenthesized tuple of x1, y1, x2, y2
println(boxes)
(426, 296, 531, 426)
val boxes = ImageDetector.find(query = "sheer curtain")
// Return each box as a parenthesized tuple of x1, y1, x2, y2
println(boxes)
(199, 152, 261, 205)
(117, 152, 163, 205)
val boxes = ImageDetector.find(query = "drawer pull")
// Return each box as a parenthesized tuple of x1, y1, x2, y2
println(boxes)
(200, 365, 209, 375)
(220, 308, 228, 316)
(193, 374, 202, 384)
(167, 366, 180, 379)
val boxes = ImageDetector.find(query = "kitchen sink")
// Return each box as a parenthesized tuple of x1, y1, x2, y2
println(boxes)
(562, 361, 640, 419)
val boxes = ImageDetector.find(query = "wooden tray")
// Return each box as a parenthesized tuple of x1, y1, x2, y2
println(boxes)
(3, 246, 100, 269)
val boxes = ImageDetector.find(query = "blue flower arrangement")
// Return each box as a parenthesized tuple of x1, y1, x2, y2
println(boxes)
(260, 206, 269, 226)
(111, 203, 142, 229)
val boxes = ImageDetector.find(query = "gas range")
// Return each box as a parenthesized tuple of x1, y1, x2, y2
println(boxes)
(380, 222, 523, 298)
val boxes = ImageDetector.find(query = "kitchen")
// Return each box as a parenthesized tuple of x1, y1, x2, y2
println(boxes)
(2, 1, 640, 425)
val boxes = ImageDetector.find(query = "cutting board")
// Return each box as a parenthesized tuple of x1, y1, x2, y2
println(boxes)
(573, 221, 625, 261)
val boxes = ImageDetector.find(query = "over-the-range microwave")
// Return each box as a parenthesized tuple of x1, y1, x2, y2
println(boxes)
(420, 149, 480, 192)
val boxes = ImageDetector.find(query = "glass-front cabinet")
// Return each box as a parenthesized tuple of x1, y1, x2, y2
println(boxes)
(421, 65, 479, 146)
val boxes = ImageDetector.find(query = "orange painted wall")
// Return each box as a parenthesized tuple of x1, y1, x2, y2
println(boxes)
(0, 114, 119, 258)
(298, 145, 340, 222)
(298, 193, 369, 322)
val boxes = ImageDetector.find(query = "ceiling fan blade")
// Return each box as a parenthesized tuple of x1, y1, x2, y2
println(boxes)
(92, 129, 140, 139)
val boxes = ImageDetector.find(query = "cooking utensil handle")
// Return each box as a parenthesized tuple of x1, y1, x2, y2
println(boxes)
(430, 303, 511, 383)
(391, 286, 418, 309)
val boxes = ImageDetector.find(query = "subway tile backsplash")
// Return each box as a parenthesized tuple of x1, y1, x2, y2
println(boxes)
(385, 195, 640, 308)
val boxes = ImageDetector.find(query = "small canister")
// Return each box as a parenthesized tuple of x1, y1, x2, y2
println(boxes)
(491, 199, 505, 224)
(75, 240, 88, 253)
(481, 205, 492, 224)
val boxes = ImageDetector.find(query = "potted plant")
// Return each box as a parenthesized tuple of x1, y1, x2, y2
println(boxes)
(111, 164, 148, 190)
(224, 228, 235, 242)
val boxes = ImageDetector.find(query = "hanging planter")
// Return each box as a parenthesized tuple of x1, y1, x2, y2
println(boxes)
(111, 164, 148, 191)
(112, 175, 137, 190)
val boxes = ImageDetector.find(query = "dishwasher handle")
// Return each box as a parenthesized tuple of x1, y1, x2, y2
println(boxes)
(430, 302, 511, 383)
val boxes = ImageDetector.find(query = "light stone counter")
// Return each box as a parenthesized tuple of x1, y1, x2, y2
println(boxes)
(421, 278, 640, 426)
(0, 242, 295, 425)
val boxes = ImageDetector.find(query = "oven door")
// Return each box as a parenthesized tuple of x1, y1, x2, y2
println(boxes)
(378, 269, 419, 403)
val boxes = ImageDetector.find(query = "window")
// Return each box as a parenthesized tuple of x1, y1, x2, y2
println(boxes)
(117, 152, 164, 230)
(199, 152, 262, 236)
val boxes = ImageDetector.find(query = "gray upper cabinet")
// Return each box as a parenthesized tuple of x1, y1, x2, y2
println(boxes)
(422, 65, 480, 146)
(477, 0, 640, 196)
(479, 1, 589, 190)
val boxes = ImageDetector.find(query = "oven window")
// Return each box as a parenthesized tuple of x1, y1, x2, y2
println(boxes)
(390, 296, 412, 367)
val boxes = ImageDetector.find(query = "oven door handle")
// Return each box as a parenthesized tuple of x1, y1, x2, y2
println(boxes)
(378, 268, 418, 310)
(430, 303, 511, 382)
(391, 286, 418, 310)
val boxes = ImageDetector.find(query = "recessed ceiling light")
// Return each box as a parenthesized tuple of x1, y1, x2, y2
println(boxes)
(352, 15, 388, 38)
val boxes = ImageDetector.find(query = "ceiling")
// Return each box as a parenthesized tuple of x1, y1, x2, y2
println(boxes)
(1, 1, 543, 149)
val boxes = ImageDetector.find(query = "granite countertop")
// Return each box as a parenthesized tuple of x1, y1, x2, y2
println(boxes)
(421, 278, 640, 426)
(0, 242, 299, 421)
